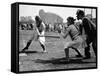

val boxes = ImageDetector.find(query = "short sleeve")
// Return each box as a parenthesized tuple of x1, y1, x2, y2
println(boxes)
(63, 26, 70, 38)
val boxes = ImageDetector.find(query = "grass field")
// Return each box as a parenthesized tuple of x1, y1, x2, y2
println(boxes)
(19, 30, 96, 72)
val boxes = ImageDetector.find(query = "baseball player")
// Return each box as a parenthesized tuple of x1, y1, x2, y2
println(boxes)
(76, 10, 96, 59)
(21, 16, 47, 53)
(59, 17, 87, 61)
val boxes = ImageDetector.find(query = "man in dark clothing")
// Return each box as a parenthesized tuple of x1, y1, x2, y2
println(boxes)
(76, 9, 97, 59)
(59, 17, 85, 61)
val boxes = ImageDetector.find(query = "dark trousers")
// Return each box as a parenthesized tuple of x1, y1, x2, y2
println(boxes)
(85, 35, 97, 57)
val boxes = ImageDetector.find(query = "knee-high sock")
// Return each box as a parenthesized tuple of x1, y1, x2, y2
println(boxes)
(85, 45, 91, 57)
(64, 48, 69, 60)
(22, 40, 32, 51)
(40, 44, 45, 51)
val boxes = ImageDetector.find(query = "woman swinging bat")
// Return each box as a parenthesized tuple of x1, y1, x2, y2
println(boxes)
(59, 17, 87, 61)
(21, 16, 47, 53)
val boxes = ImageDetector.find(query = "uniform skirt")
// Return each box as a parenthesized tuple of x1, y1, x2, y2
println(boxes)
(64, 35, 87, 49)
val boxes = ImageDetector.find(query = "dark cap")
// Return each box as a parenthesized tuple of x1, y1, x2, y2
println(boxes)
(67, 16, 76, 22)
(35, 16, 40, 21)
(67, 16, 76, 24)
(35, 16, 42, 23)
(76, 9, 85, 16)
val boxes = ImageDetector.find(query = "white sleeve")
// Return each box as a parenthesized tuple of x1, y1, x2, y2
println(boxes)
(36, 27, 40, 35)
(41, 22, 45, 29)
(41, 30, 45, 35)
(40, 22, 45, 35)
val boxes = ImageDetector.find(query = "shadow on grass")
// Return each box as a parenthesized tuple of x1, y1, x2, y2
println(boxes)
(35, 57, 96, 64)
(19, 50, 39, 54)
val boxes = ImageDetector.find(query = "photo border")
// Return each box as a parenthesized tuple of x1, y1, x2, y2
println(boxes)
(11, 2, 98, 73)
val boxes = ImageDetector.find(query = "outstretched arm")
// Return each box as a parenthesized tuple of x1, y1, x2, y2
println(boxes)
(59, 27, 70, 39)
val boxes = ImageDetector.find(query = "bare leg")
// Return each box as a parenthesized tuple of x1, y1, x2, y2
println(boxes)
(71, 47, 83, 57)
